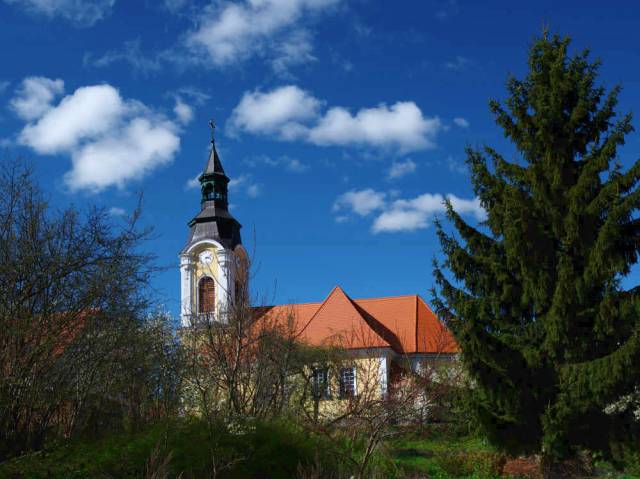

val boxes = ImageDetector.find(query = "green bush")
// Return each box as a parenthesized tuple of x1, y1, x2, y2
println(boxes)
(0, 418, 350, 479)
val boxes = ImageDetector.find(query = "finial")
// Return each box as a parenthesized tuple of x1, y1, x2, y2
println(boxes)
(209, 119, 216, 143)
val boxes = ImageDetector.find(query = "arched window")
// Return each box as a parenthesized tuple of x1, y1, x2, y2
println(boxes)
(202, 183, 214, 201)
(198, 277, 215, 313)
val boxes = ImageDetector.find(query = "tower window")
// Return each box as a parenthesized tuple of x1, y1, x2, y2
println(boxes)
(198, 277, 215, 313)
(202, 183, 214, 201)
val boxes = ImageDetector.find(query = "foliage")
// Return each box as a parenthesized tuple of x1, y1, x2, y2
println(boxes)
(0, 418, 352, 479)
(432, 31, 640, 465)
(0, 158, 183, 460)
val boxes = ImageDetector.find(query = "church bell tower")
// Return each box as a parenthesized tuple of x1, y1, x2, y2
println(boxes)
(179, 122, 244, 327)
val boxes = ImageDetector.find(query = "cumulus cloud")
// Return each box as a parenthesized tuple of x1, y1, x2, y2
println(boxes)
(184, 0, 339, 75)
(332, 188, 485, 233)
(333, 188, 386, 217)
(387, 158, 416, 180)
(229, 85, 442, 153)
(372, 193, 485, 233)
(65, 118, 179, 191)
(10, 77, 64, 121)
(228, 85, 321, 139)
(453, 117, 469, 128)
(12, 78, 181, 192)
(309, 102, 440, 152)
(3, 0, 115, 26)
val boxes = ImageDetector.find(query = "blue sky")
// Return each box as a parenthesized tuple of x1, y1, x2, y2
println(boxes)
(1, 0, 640, 314)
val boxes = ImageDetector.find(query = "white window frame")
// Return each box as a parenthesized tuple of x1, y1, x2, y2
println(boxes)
(311, 367, 330, 399)
(339, 366, 357, 398)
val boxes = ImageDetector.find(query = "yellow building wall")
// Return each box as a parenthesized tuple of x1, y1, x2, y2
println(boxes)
(309, 354, 388, 420)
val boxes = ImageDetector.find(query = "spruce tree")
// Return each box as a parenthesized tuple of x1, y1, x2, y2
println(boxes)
(433, 33, 640, 464)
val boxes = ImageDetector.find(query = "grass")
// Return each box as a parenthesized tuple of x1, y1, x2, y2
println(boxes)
(1, 422, 638, 478)
(390, 429, 503, 478)
(389, 427, 640, 479)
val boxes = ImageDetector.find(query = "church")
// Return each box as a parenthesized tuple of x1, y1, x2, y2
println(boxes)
(178, 128, 458, 398)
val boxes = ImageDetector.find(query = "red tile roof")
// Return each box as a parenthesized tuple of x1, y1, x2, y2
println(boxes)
(257, 286, 458, 354)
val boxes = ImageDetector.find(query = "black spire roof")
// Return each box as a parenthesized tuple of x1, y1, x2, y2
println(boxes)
(182, 123, 242, 252)
(203, 131, 225, 175)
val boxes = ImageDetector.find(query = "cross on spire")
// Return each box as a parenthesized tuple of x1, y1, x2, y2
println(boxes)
(209, 119, 216, 143)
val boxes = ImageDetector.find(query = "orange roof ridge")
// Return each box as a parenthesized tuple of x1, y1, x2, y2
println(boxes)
(287, 286, 347, 339)
(304, 285, 390, 349)
(254, 287, 458, 354)
(306, 285, 356, 325)
(260, 300, 323, 308)
(353, 293, 424, 302)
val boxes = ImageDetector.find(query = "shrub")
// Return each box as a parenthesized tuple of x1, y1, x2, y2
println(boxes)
(436, 450, 505, 478)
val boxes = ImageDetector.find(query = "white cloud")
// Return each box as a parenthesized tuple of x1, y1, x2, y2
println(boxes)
(173, 97, 193, 125)
(185, 172, 200, 189)
(373, 209, 428, 233)
(228, 85, 321, 139)
(271, 29, 316, 77)
(229, 85, 442, 153)
(19, 84, 124, 154)
(244, 154, 308, 172)
(85, 39, 162, 75)
(12, 79, 181, 192)
(309, 102, 441, 152)
(177, 86, 210, 106)
(372, 193, 486, 233)
(333, 188, 386, 217)
(229, 174, 249, 191)
(285, 157, 307, 172)
(445, 56, 470, 72)
(228, 173, 261, 199)
(10, 77, 64, 121)
(109, 206, 126, 216)
(184, 0, 339, 74)
(453, 117, 469, 128)
(3, 0, 115, 26)
(64, 117, 179, 191)
(163, 0, 187, 13)
(445, 155, 467, 174)
(387, 158, 416, 180)
(246, 183, 261, 198)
